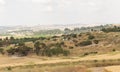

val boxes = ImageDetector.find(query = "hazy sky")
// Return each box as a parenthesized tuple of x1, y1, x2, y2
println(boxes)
(0, 0, 120, 26)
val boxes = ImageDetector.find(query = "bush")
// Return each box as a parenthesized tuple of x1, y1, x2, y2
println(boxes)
(70, 34, 77, 38)
(7, 66, 12, 71)
(94, 60, 98, 62)
(83, 53, 89, 56)
(7, 48, 15, 55)
(49, 47, 70, 56)
(93, 40, 99, 44)
(17, 46, 32, 56)
(73, 40, 78, 43)
(69, 46, 74, 49)
(101, 26, 120, 32)
(63, 50, 70, 56)
(60, 42, 64, 45)
(79, 40, 92, 46)
(0, 48, 4, 54)
(90, 52, 98, 54)
(88, 35, 95, 40)
(51, 47, 63, 56)
(112, 49, 116, 52)
(52, 38, 57, 41)
(44, 48, 52, 57)
(7, 46, 32, 56)
(78, 34, 82, 37)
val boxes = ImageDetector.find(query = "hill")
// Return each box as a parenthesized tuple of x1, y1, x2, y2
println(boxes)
(0, 24, 112, 37)
(0, 24, 120, 72)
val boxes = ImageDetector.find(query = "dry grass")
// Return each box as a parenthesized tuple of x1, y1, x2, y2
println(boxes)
(0, 51, 120, 71)
(104, 65, 120, 72)
(0, 65, 88, 72)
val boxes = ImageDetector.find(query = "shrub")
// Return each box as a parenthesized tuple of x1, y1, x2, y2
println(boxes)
(86, 32, 91, 35)
(70, 34, 77, 38)
(50, 47, 70, 56)
(60, 42, 64, 45)
(69, 46, 74, 49)
(88, 35, 95, 40)
(102, 59, 106, 62)
(112, 49, 116, 52)
(63, 45, 67, 47)
(7, 46, 32, 56)
(63, 50, 70, 56)
(90, 52, 98, 54)
(51, 47, 63, 56)
(73, 40, 78, 43)
(7, 48, 15, 55)
(17, 46, 32, 56)
(53, 38, 57, 41)
(7, 66, 12, 71)
(93, 40, 99, 44)
(94, 60, 98, 62)
(0, 48, 4, 54)
(78, 34, 82, 37)
(75, 44, 78, 47)
(44, 48, 52, 57)
(79, 40, 92, 46)
(83, 53, 89, 56)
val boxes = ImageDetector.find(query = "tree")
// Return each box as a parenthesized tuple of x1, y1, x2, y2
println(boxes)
(17, 46, 32, 56)
(64, 28, 71, 34)
(10, 36, 14, 40)
(5, 37, 8, 41)
(34, 41, 40, 55)
(73, 28, 80, 33)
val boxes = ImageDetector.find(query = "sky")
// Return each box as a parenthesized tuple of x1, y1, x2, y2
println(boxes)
(0, 0, 120, 26)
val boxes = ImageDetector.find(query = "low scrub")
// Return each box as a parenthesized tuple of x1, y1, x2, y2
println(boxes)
(79, 40, 92, 46)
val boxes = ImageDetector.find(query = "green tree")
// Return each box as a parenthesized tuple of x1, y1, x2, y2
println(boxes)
(10, 36, 14, 40)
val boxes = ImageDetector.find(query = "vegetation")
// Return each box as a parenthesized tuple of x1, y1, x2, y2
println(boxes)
(78, 40, 92, 46)
(7, 45, 32, 56)
(0, 25, 120, 58)
(0, 48, 4, 54)
(101, 26, 120, 32)
(88, 35, 95, 40)
(34, 29, 63, 36)
(1, 24, 120, 72)
(112, 49, 116, 52)
(93, 40, 99, 44)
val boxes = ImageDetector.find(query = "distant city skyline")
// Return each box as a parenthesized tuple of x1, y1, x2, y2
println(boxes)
(0, 0, 120, 26)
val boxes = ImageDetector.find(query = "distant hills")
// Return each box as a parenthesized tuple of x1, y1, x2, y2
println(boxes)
(0, 24, 118, 37)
